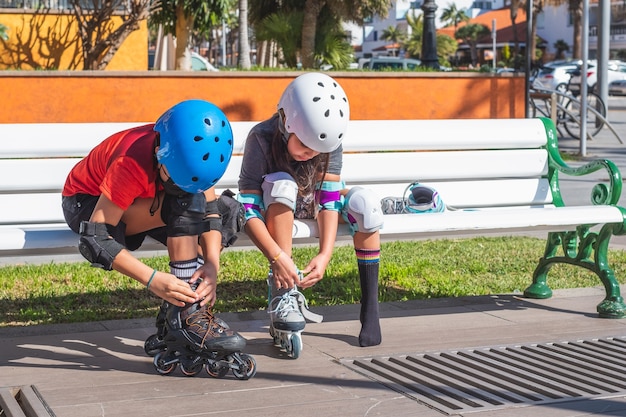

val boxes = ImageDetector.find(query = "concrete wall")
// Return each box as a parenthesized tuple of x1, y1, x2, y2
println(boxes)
(0, 71, 525, 123)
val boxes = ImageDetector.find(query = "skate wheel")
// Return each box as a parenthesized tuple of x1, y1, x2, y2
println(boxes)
(206, 361, 229, 378)
(153, 352, 177, 375)
(287, 333, 302, 359)
(232, 354, 257, 380)
(180, 358, 204, 376)
(144, 334, 165, 357)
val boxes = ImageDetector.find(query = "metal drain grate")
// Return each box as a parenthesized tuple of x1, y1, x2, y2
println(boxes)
(0, 385, 57, 417)
(341, 336, 626, 415)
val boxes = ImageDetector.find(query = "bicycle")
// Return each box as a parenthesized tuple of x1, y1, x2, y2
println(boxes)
(530, 68, 607, 139)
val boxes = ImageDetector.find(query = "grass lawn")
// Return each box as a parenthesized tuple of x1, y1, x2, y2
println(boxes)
(1, 236, 625, 327)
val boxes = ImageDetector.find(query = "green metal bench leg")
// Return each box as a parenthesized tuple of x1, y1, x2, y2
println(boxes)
(524, 226, 626, 318)
(594, 223, 626, 318)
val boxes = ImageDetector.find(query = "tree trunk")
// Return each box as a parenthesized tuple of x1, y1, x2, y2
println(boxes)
(175, 0, 193, 70)
(238, 0, 251, 69)
(301, 0, 325, 69)
(570, 0, 582, 59)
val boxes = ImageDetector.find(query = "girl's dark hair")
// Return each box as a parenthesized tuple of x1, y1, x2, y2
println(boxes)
(269, 127, 329, 198)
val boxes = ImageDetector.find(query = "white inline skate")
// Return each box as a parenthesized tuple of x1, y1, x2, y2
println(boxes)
(267, 271, 323, 359)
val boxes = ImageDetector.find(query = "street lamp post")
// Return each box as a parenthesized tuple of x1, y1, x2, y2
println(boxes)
(421, 0, 440, 69)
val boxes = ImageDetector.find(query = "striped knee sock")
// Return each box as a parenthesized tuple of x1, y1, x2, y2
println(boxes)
(356, 248, 382, 347)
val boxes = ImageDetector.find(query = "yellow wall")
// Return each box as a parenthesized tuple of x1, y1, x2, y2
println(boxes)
(0, 71, 525, 123)
(0, 11, 147, 70)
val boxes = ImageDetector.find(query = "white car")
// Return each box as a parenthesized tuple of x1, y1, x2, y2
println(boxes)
(609, 79, 626, 96)
(569, 60, 626, 95)
(191, 52, 219, 72)
(532, 61, 579, 93)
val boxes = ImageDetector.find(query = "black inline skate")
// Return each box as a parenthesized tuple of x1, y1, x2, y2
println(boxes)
(144, 301, 256, 380)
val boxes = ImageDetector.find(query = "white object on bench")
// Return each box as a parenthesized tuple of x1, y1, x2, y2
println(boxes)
(1, 118, 625, 318)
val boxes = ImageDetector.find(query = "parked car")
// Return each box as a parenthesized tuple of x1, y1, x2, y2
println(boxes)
(609, 79, 626, 96)
(148, 50, 218, 71)
(532, 61, 579, 93)
(191, 52, 219, 72)
(569, 60, 626, 95)
(359, 56, 423, 71)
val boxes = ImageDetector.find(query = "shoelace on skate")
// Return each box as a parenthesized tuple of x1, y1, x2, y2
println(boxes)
(268, 288, 323, 323)
(186, 308, 228, 347)
(268, 288, 301, 318)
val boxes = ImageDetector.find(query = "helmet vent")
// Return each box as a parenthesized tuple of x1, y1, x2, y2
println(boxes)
(194, 135, 203, 142)
(220, 154, 225, 163)
(202, 153, 209, 161)
(317, 81, 324, 87)
(221, 120, 226, 127)
(192, 176, 198, 182)
(313, 97, 321, 102)
(324, 109, 330, 117)
(340, 110, 344, 117)
(204, 118, 212, 126)
(214, 136, 220, 142)
(320, 133, 327, 139)
(330, 95, 335, 100)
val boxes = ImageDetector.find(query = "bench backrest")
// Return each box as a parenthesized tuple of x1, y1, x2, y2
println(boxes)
(0, 118, 552, 229)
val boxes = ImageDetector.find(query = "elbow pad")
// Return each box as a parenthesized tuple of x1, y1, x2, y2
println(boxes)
(78, 221, 124, 270)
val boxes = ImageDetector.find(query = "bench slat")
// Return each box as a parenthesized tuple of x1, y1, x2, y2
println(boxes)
(0, 122, 257, 157)
(1, 149, 549, 192)
(0, 179, 554, 225)
(0, 119, 549, 157)
(1, 205, 621, 251)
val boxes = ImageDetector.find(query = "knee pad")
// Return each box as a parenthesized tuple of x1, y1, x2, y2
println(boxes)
(78, 221, 125, 270)
(161, 192, 210, 237)
(262, 172, 298, 211)
(342, 187, 384, 235)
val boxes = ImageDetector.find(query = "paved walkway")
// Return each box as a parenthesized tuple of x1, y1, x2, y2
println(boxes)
(1, 286, 626, 417)
(2, 101, 626, 416)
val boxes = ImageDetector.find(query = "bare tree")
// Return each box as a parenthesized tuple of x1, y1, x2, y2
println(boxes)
(71, 0, 151, 70)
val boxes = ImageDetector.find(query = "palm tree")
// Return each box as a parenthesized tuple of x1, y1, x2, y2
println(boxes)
(251, 0, 391, 69)
(299, 0, 392, 68)
(440, 2, 469, 32)
(553, 39, 570, 59)
(404, 12, 457, 67)
(149, 0, 232, 70)
(381, 25, 405, 56)
(455, 23, 490, 67)
(238, 0, 251, 69)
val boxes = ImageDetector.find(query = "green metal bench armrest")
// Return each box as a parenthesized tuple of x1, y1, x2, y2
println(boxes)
(541, 117, 624, 206)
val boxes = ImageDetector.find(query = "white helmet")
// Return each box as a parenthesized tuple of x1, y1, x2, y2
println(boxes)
(278, 72, 350, 153)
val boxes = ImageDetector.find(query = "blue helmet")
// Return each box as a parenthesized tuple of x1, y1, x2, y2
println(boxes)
(155, 100, 233, 194)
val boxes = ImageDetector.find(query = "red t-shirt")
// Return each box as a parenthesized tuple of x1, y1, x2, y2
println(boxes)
(63, 124, 160, 211)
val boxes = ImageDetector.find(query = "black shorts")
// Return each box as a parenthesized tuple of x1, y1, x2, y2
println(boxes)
(62, 194, 167, 251)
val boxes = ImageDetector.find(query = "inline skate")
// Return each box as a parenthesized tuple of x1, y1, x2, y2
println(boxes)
(144, 301, 256, 380)
(267, 271, 323, 359)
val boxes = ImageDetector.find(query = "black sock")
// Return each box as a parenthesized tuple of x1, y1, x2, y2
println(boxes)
(356, 248, 381, 347)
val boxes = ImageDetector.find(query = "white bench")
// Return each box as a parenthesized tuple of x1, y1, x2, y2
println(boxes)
(1, 118, 626, 318)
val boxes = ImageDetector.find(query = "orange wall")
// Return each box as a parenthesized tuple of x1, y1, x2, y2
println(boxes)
(0, 11, 147, 70)
(0, 71, 525, 123)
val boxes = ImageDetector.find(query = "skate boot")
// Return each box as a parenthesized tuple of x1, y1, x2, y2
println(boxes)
(267, 271, 323, 359)
(151, 302, 257, 380)
(144, 301, 169, 357)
